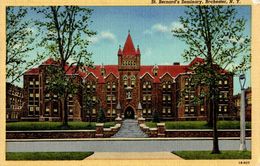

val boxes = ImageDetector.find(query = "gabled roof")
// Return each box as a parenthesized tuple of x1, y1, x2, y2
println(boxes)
(24, 68, 39, 75)
(139, 65, 188, 83)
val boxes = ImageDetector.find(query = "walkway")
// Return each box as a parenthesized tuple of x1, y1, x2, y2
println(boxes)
(86, 152, 183, 160)
(112, 119, 148, 138)
(6, 138, 251, 152)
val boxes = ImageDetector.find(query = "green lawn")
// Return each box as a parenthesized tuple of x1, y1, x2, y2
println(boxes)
(145, 121, 251, 129)
(6, 121, 116, 131)
(6, 152, 94, 160)
(173, 150, 251, 159)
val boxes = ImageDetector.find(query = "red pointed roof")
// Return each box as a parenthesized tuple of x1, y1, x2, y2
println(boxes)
(122, 33, 137, 55)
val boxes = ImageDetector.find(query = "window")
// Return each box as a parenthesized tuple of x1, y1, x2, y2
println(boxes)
(112, 109, 116, 114)
(162, 108, 166, 114)
(168, 96, 171, 101)
(92, 109, 96, 114)
(35, 107, 40, 112)
(29, 107, 34, 112)
(201, 107, 204, 112)
(112, 96, 116, 101)
(168, 84, 171, 89)
(219, 80, 222, 85)
(143, 84, 146, 89)
(224, 106, 227, 112)
(29, 93, 34, 97)
(107, 96, 111, 101)
(148, 109, 151, 114)
(190, 107, 195, 113)
(45, 108, 50, 113)
(148, 84, 151, 89)
(69, 109, 73, 113)
(35, 81, 39, 85)
(163, 84, 166, 89)
(35, 93, 39, 98)
(185, 78, 189, 85)
(92, 84, 96, 89)
(167, 108, 171, 113)
(112, 83, 116, 89)
(53, 109, 58, 113)
(107, 83, 111, 89)
(163, 95, 166, 101)
(92, 96, 96, 101)
(224, 80, 228, 85)
(185, 106, 189, 113)
(143, 96, 146, 101)
(143, 109, 146, 114)
(30, 81, 34, 85)
(148, 95, 151, 101)
(219, 106, 222, 112)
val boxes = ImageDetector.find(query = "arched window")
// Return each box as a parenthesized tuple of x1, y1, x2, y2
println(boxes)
(131, 75, 136, 87)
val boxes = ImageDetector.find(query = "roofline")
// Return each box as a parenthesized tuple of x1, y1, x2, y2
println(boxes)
(140, 72, 154, 79)
(104, 72, 119, 79)
(159, 72, 173, 79)
(83, 72, 98, 79)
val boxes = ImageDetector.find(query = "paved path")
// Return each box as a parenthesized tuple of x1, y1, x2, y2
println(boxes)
(112, 119, 148, 138)
(86, 152, 183, 160)
(6, 138, 251, 152)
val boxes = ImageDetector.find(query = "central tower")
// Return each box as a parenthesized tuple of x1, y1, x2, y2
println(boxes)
(117, 31, 141, 118)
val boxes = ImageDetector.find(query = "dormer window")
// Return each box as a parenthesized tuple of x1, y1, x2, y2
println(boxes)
(101, 64, 106, 76)
(153, 65, 158, 76)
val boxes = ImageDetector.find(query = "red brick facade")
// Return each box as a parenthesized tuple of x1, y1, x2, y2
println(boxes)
(20, 33, 234, 122)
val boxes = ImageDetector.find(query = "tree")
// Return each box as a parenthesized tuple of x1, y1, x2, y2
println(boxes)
(6, 7, 43, 83)
(152, 109, 160, 123)
(97, 108, 106, 123)
(172, 6, 250, 154)
(35, 6, 96, 127)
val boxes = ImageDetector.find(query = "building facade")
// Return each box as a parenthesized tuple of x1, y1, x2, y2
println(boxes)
(21, 33, 234, 122)
(6, 83, 24, 122)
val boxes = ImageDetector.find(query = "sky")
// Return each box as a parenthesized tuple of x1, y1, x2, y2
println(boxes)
(10, 6, 251, 94)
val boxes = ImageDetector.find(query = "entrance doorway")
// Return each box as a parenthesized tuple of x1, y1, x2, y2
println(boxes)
(124, 106, 135, 119)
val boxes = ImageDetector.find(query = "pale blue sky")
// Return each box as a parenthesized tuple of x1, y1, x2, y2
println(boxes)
(12, 6, 251, 94)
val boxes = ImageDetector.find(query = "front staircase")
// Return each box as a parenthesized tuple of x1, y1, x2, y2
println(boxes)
(112, 119, 148, 138)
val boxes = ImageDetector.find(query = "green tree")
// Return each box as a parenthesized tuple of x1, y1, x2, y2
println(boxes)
(172, 6, 250, 154)
(152, 109, 160, 123)
(6, 7, 43, 83)
(35, 6, 96, 127)
(97, 108, 106, 123)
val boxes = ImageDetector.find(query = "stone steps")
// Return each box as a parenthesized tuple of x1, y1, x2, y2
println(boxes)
(112, 119, 148, 138)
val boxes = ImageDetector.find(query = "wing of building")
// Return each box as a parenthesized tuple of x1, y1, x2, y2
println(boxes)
(20, 32, 235, 122)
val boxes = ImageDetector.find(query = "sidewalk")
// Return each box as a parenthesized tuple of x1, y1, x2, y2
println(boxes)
(86, 152, 183, 160)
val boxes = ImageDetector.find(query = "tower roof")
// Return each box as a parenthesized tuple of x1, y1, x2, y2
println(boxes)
(122, 32, 137, 55)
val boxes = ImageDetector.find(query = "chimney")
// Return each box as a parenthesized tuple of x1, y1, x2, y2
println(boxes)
(173, 62, 180, 65)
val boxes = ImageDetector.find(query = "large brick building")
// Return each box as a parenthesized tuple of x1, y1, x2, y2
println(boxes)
(21, 33, 234, 122)
(6, 83, 24, 122)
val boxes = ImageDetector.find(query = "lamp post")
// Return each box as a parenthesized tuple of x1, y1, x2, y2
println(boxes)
(239, 73, 247, 151)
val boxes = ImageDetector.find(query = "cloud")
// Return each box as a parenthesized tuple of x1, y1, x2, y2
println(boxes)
(152, 24, 169, 33)
(144, 21, 183, 35)
(90, 31, 117, 44)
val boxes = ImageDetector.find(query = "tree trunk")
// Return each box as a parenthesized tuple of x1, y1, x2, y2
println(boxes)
(211, 84, 220, 154)
(62, 97, 69, 128)
(207, 99, 213, 127)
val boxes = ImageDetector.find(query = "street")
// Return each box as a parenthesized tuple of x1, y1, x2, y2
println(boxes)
(6, 138, 251, 152)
